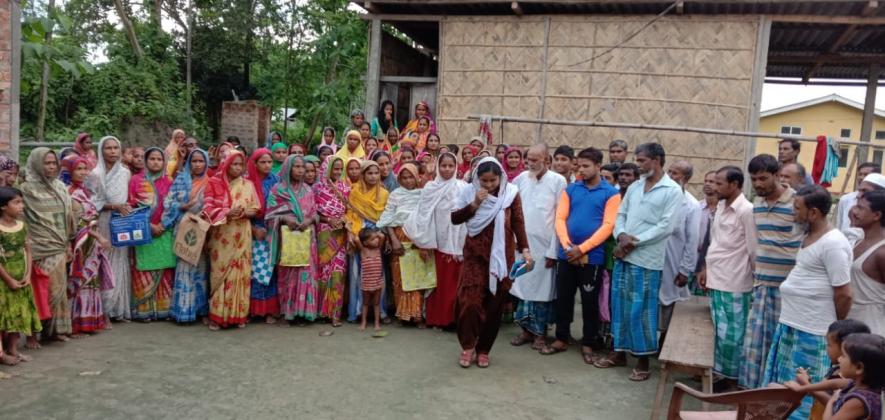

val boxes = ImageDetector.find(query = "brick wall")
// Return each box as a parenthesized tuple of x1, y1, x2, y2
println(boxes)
(220, 100, 271, 151)
(0, 1, 20, 159)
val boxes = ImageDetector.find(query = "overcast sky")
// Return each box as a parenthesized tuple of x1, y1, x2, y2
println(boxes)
(761, 83, 884, 112)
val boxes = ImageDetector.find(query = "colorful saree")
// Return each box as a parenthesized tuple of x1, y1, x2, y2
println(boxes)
(247, 148, 281, 317)
(266, 155, 320, 321)
(128, 147, 174, 321)
(314, 156, 350, 321)
(162, 149, 211, 323)
(204, 152, 260, 327)
(66, 157, 113, 333)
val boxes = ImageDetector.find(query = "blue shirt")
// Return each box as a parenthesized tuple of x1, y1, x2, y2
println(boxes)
(614, 174, 683, 271)
(558, 180, 620, 264)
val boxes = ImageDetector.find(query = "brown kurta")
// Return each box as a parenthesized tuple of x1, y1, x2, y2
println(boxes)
(451, 193, 529, 354)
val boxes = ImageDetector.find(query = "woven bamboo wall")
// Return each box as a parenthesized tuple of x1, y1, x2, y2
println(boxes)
(436, 15, 762, 194)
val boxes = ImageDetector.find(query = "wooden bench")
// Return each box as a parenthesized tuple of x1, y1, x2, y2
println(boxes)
(650, 296, 715, 420)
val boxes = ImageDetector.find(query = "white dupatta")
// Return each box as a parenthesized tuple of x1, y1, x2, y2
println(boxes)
(455, 157, 518, 294)
(88, 136, 131, 210)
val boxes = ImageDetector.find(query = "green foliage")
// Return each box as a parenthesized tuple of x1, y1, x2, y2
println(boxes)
(20, 0, 368, 147)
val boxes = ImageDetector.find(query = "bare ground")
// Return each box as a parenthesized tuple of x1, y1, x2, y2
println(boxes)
(0, 320, 700, 420)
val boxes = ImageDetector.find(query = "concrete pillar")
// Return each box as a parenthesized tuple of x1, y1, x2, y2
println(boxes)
(0, 1, 21, 159)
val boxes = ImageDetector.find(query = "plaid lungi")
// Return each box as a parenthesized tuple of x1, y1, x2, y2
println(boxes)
(738, 285, 781, 388)
(611, 260, 661, 356)
(515, 300, 553, 336)
(763, 323, 829, 420)
(710, 289, 751, 379)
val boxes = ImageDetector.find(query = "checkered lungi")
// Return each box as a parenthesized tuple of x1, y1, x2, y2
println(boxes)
(763, 323, 830, 420)
(710, 289, 751, 379)
(611, 260, 661, 356)
(738, 285, 781, 388)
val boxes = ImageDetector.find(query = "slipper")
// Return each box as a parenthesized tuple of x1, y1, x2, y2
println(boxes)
(319, 330, 334, 337)
(477, 354, 490, 368)
(16, 354, 32, 363)
(538, 343, 568, 355)
(593, 354, 627, 368)
(25, 341, 41, 350)
(582, 349, 600, 365)
(510, 333, 533, 347)
(372, 330, 388, 338)
(629, 369, 651, 382)
(331, 320, 343, 328)
(459, 349, 476, 368)
(531, 337, 546, 351)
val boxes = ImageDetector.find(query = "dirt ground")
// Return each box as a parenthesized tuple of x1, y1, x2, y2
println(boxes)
(0, 320, 701, 419)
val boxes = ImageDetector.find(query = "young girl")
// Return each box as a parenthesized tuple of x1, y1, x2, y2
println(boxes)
(787, 319, 872, 419)
(0, 187, 41, 364)
(503, 147, 525, 182)
(358, 227, 385, 332)
(425, 134, 442, 158)
(364, 137, 379, 159)
(395, 147, 417, 175)
(824, 333, 884, 420)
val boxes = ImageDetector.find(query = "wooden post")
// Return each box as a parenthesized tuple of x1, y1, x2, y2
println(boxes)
(536, 16, 551, 143)
(857, 64, 880, 163)
(745, 16, 771, 194)
(365, 17, 382, 120)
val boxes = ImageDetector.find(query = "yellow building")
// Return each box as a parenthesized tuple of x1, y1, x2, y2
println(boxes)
(756, 94, 885, 196)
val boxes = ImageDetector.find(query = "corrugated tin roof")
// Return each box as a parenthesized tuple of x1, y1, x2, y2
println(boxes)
(355, 0, 885, 81)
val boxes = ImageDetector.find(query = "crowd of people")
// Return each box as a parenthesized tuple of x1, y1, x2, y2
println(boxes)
(0, 102, 883, 419)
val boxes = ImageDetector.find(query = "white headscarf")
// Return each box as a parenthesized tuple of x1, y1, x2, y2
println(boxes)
(88, 136, 131, 210)
(455, 157, 518, 294)
(404, 153, 467, 255)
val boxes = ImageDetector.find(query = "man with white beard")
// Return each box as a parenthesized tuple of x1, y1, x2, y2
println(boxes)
(510, 144, 567, 350)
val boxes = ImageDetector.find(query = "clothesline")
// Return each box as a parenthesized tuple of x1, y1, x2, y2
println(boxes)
(465, 114, 885, 150)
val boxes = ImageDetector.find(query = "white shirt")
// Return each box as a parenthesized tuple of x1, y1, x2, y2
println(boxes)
(835, 191, 863, 243)
(509, 170, 566, 302)
(660, 190, 700, 305)
(779, 229, 852, 336)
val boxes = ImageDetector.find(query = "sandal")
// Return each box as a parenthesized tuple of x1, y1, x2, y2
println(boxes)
(582, 347, 599, 365)
(629, 369, 651, 382)
(477, 353, 490, 368)
(539, 340, 568, 355)
(510, 332, 534, 347)
(593, 354, 627, 368)
(531, 336, 546, 351)
(331, 319, 343, 328)
(16, 353, 32, 363)
(459, 349, 476, 368)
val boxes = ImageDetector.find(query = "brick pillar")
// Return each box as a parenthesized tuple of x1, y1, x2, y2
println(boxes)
(0, 1, 21, 159)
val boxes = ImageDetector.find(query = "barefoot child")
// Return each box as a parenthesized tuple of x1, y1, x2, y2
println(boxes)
(359, 227, 385, 331)
(824, 333, 885, 420)
(0, 187, 42, 365)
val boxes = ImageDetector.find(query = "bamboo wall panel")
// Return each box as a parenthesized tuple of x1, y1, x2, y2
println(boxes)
(437, 15, 762, 194)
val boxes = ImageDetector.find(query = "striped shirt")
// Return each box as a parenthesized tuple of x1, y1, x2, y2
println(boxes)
(360, 248, 384, 291)
(753, 188, 803, 285)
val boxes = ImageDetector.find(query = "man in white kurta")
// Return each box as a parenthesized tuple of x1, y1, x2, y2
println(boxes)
(658, 161, 700, 341)
(510, 144, 567, 349)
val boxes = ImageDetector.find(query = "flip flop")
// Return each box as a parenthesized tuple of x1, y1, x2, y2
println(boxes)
(319, 330, 334, 337)
(510, 334, 533, 347)
(593, 355, 627, 368)
(582, 349, 599, 365)
(16, 354, 32, 363)
(629, 369, 651, 382)
(538, 343, 568, 355)
(372, 330, 388, 338)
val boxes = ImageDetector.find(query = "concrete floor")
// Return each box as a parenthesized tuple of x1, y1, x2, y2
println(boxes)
(0, 321, 703, 420)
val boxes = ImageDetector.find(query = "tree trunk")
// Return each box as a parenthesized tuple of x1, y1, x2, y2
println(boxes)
(113, 0, 144, 60)
(151, 0, 162, 28)
(35, 0, 56, 141)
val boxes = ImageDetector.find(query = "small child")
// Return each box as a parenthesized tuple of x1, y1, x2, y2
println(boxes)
(359, 227, 385, 332)
(786, 319, 873, 419)
(0, 187, 42, 366)
(825, 333, 885, 420)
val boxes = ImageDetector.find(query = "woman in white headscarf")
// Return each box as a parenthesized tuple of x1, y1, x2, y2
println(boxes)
(449, 157, 532, 369)
(89, 136, 133, 322)
(404, 152, 466, 329)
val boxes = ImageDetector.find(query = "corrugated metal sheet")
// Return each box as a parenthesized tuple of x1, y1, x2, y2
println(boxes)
(356, 1, 885, 80)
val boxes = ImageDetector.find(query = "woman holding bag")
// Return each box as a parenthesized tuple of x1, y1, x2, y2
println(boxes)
(128, 147, 174, 321)
(161, 149, 211, 324)
(203, 151, 260, 330)
(246, 148, 281, 324)
(266, 155, 319, 324)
